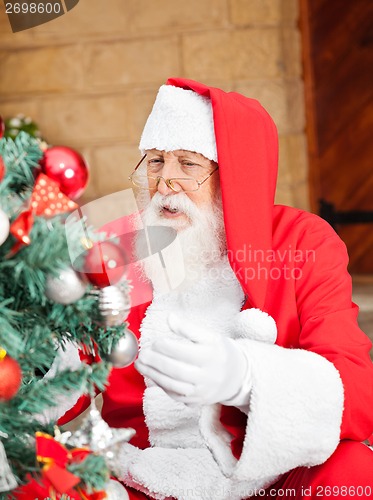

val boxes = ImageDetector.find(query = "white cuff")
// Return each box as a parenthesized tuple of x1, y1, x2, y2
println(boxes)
(232, 339, 344, 482)
(199, 339, 344, 492)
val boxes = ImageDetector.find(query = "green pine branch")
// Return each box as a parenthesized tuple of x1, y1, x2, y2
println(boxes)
(0, 133, 42, 207)
(68, 454, 109, 492)
(0, 131, 124, 494)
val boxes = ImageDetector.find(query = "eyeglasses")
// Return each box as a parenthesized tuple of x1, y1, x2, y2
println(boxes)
(128, 154, 219, 193)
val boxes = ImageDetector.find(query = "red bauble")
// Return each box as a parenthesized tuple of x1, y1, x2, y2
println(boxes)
(81, 241, 128, 288)
(39, 146, 89, 200)
(0, 353, 22, 400)
(0, 116, 4, 139)
(0, 155, 5, 182)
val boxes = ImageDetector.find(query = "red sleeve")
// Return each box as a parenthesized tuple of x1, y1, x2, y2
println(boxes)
(126, 487, 154, 499)
(219, 213, 373, 457)
(57, 346, 101, 426)
(219, 405, 247, 460)
(295, 215, 373, 441)
(57, 393, 92, 426)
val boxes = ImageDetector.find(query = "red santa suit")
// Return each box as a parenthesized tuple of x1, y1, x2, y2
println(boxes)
(60, 78, 373, 498)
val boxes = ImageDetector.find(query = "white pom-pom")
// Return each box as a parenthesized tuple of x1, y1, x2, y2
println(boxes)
(233, 308, 277, 344)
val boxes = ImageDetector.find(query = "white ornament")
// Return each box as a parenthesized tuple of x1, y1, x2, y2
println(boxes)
(94, 282, 138, 367)
(45, 267, 87, 304)
(0, 436, 17, 493)
(108, 330, 138, 368)
(98, 284, 131, 327)
(0, 208, 10, 246)
(105, 479, 129, 500)
(9, 117, 21, 127)
(65, 399, 135, 467)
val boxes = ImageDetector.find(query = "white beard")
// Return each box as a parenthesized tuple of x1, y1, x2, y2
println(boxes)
(135, 192, 226, 294)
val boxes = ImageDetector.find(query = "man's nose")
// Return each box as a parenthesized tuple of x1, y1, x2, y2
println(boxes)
(156, 177, 174, 195)
(156, 162, 179, 195)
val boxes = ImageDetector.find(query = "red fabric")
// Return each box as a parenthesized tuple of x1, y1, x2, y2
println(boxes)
(62, 79, 373, 495)
(265, 441, 373, 498)
(58, 392, 91, 426)
(126, 487, 155, 499)
(219, 406, 247, 459)
(15, 474, 81, 500)
(57, 346, 100, 426)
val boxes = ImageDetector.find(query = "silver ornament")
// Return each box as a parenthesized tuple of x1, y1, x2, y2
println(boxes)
(0, 434, 18, 493)
(105, 479, 129, 500)
(108, 330, 138, 368)
(45, 267, 87, 304)
(64, 399, 135, 467)
(95, 282, 138, 367)
(98, 284, 131, 327)
(0, 208, 10, 247)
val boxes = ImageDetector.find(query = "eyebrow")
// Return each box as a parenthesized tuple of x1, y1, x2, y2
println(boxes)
(146, 151, 163, 158)
(174, 152, 203, 161)
(147, 150, 205, 162)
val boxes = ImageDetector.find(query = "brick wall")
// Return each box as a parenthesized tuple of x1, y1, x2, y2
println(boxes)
(0, 0, 308, 209)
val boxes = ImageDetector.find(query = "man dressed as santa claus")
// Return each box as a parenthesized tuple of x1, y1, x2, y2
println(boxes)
(61, 78, 373, 499)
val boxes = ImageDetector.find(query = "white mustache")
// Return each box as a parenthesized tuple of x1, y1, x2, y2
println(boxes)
(149, 192, 201, 222)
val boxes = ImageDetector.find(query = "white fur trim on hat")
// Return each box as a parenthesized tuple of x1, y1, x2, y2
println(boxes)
(139, 85, 218, 162)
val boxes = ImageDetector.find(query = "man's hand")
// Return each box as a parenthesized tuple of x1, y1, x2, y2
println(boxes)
(135, 313, 250, 405)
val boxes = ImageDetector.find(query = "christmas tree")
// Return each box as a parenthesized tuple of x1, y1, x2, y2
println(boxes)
(0, 116, 136, 499)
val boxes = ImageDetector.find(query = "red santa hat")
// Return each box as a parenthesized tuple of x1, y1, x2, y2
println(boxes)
(139, 78, 279, 311)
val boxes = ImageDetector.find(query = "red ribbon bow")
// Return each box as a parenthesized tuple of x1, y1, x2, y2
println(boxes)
(15, 432, 85, 499)
(36, 433, 108, 499)
(9, 173, 78, 254)
(35, 431, 84, 493)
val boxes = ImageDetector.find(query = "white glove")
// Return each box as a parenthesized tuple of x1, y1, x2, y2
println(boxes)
(135, 313, 251, 406)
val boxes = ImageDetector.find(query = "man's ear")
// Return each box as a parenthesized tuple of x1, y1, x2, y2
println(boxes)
(5, 0, 80, 33)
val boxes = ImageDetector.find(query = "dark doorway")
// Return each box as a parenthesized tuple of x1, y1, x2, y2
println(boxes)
(299, 0, 373, 274)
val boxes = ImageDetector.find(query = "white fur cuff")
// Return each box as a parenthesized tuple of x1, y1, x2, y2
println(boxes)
(232, 340, 344, 483)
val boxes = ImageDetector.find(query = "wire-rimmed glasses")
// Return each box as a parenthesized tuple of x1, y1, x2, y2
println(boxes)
(129, 154, 218, 193)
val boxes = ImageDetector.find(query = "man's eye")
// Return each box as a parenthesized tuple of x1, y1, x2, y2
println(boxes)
(147, 159, 163, 169)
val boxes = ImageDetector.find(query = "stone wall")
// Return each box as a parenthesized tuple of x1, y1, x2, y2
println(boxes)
(0, 0, 308, 209)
